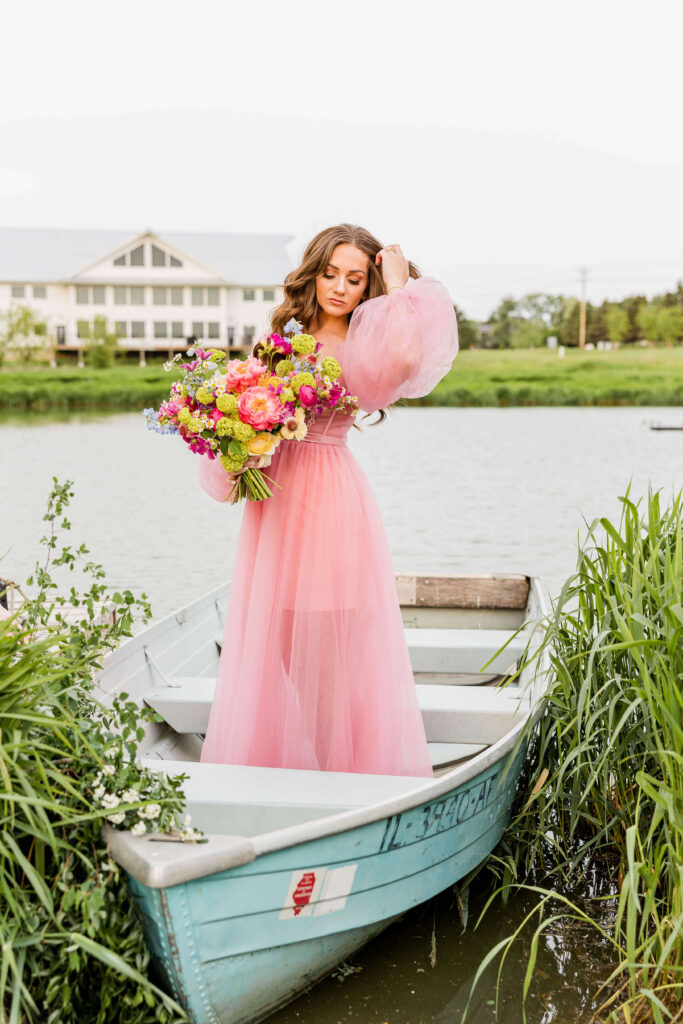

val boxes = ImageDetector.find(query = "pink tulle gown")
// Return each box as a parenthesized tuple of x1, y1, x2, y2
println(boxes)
(197, 276, 459, 777)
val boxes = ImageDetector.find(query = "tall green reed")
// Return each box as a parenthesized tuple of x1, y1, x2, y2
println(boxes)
(469, 486, 683, 1023)
(0, 479, 190, 1024)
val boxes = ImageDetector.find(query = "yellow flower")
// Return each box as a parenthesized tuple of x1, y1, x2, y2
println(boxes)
(280, 407, 308, 440)
(247, 432, 281, 458)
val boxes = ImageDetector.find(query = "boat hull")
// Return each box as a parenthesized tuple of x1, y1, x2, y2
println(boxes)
(127, 749, 523, 1024)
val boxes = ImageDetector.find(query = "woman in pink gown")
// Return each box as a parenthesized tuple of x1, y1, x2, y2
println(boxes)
(197, 224, 458, 778)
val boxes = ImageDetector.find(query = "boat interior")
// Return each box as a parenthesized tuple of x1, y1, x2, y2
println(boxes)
(98, 574, 548, 846)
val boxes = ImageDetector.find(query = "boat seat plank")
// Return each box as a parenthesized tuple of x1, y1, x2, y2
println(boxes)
(144, 678, 526, 746)
(140, 758, 431, 809)
(215, 628, 525, 676)
(405, 628, 525, 674)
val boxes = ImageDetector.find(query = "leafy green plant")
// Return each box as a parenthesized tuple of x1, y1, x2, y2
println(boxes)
(0, 478, 194, 1023)
(467, 485, 683, 1023)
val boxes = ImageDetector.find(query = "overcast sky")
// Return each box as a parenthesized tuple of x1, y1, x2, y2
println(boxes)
(1, 0, 681, 319)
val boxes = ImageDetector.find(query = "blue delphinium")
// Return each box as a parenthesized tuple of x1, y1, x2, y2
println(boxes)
(283, 317, 303, 336)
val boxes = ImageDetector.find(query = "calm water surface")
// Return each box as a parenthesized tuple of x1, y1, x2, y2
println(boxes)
(1, 406, 681, 1023)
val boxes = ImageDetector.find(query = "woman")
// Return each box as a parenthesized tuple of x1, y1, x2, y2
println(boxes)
(198, 223, 458, 777)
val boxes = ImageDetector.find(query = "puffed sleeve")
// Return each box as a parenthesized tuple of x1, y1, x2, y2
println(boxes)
(340, 276, 458, 414)
(197, 452, 232, 502)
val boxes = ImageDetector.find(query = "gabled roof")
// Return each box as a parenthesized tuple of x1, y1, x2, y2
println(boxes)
(0, 227, 294, 286)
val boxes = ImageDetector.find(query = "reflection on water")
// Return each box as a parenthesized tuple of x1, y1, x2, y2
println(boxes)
(0, 406, 679, 1023)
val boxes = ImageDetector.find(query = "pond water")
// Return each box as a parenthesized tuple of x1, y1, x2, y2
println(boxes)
(1, 406, 680, 1022)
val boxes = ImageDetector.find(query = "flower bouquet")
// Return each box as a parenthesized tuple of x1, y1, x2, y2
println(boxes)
(143, 318, 358, 503)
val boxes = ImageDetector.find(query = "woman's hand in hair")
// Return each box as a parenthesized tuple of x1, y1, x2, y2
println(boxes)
(375, 243, 410, 292)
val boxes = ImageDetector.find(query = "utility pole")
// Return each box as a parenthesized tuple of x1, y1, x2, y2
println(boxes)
(578, 267, 588, 349)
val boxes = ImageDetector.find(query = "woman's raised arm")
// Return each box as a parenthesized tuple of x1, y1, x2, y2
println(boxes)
(341, 276, 459, 415)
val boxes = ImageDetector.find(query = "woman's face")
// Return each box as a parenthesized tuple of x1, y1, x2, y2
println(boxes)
(315, 243, 369, 320)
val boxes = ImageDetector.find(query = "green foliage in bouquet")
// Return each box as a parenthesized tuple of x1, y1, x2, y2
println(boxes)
(0, 478, 191, 1023)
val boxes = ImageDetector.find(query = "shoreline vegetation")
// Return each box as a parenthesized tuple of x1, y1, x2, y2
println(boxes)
(0, 347, 682, 414)
(468, 486, 683, 1022)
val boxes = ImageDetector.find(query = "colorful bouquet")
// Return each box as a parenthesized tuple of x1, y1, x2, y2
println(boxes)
(143, 318, 358, 503)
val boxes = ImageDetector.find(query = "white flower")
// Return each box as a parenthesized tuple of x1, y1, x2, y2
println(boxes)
(183, 814, 192, 827)
(93, 771, 102, 784)
(92, 785, 105, 800)
(106, 812, 125, 825)
(102, 764, 116, 777)
(143, 803, 161, 820)
(104, 745, 118, 759)
(131, 821, 147, 837)
(122, 789, 139, 804)
(102, 792, 120, 809)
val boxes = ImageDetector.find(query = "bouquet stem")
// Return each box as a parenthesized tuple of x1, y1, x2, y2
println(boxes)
(228, 468, 279, 503)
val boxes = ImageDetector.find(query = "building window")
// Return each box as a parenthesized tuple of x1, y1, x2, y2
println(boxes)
(171, 321, 184, 339)
(263, 288, 275, 301)
(114, 286, 127, 304)
(115, 321, 127, 337)
(11, 285, 26, 299)
(208, 321, 219, 339)
(130, 244, 144, 266)
(113, 254, 126, 266)
(192, 321, 204, 338)
(154, 322, 168, 339)
(131, 321, 145, 339)
(151, 245, 166, 267)
(191, 287, 204, 306)
(207, 287, 219, 306)
(76, 286, 89, 304)
(77, 320, 90, 339)
(92, 285, 106, 304)
(170, 286, 183, 305)
(170, 255, 182, 267)
(33, 285, 47, 299)
(130, 286, 145, 305)
(243, 288, 255, 301)
(153, 287, 167, 305)
(242, 325, 255, 344)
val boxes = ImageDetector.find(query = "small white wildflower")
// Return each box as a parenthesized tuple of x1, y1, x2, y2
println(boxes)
(93, 771, 102, 784)
(131, 821, 147, 837)
(102, 764, 116, 777)
(102, 793, 120, 809)
(122, 789, 139, 804)
(183, 814, 192, 827)
(163, 361, 172, 371)
(143, 803, 161, 820)
(104, 745, 118, 759)
(92, 785, 105, 800)
(106, 812, 125, 825)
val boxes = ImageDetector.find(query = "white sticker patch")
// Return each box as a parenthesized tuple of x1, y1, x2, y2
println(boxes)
(314, 864, 358, 916)
(279, 864, 358, 920)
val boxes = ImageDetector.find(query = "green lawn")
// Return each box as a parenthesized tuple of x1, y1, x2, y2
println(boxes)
(1, 347, 682, 413)
(412, 345, 683, 406)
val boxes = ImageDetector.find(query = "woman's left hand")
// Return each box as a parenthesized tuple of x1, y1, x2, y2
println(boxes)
(375, 243, 409, 291)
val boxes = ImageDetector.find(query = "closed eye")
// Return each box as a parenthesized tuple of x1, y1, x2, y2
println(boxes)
(323, 274, 361, 285)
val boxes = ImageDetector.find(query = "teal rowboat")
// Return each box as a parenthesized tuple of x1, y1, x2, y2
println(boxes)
(101, 573, 551, 1024)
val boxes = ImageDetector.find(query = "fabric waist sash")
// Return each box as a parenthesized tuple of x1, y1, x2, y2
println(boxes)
(301, 433, 348, 447)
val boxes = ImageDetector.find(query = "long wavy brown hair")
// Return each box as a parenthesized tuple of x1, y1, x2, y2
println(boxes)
(267, 223, 422, 424)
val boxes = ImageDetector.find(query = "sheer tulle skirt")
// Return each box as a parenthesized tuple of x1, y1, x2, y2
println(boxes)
(199, 437, 433, 777)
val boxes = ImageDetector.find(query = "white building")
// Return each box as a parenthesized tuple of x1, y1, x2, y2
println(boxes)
(0, 227, 293, 362)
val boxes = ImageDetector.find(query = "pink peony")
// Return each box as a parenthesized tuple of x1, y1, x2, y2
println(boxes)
(224, 355, 267, 394)
(298, 384, 318, 408)
(210, 408, 224, 425)
(238, 386, 284, 431)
